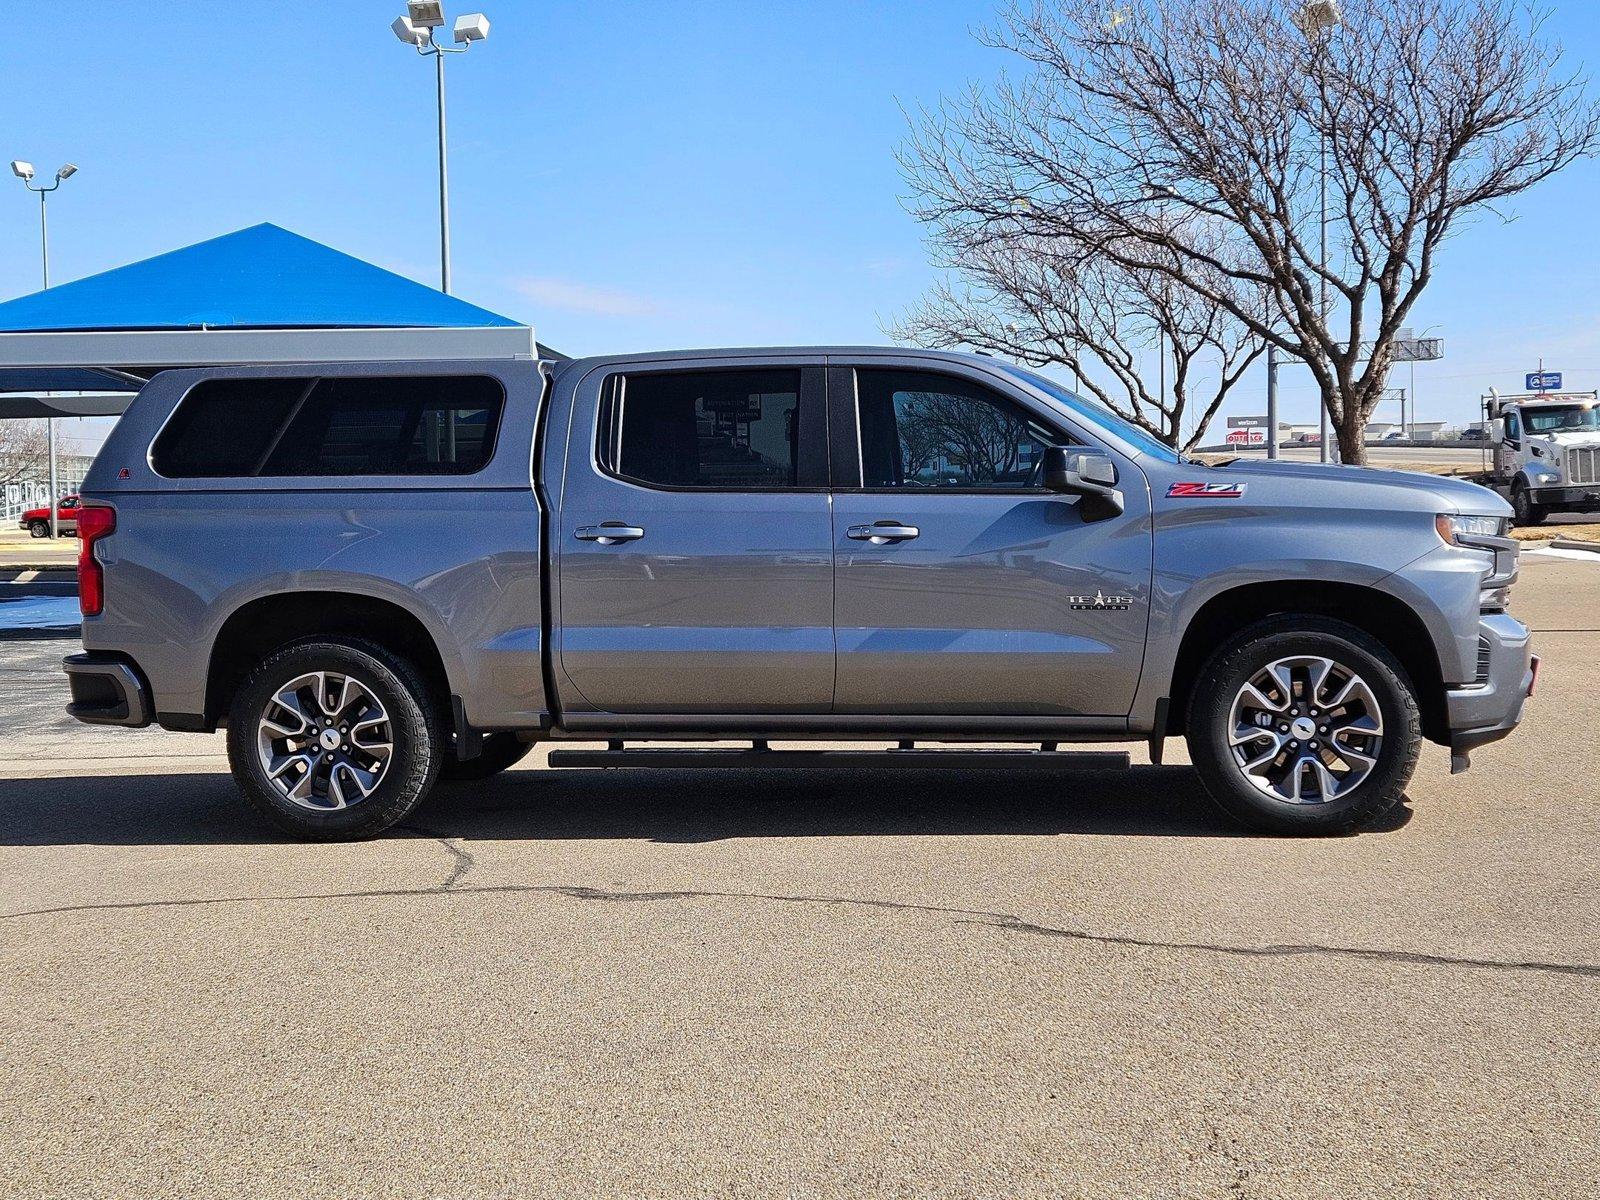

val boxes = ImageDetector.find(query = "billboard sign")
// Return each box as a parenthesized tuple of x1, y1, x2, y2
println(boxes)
(1526, 371, 1562, 392)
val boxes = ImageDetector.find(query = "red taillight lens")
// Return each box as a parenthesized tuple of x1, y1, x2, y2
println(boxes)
(76, 504, 116, 617)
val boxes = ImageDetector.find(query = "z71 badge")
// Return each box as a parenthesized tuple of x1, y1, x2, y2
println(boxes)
(1168, 481, 1247, 499)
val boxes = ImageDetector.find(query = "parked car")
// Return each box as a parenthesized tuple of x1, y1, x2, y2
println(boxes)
(1461, 428, 1489, 442)
(1383, 431, 1408, 441)
(63, 350, 1535, 840)
(17, 495, 80, 538)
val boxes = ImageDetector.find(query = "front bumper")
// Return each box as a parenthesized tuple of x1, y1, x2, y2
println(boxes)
(63, 653, 152, 728)
(1531, 484, 1600, 509)
(1445, 613, 1535, 765)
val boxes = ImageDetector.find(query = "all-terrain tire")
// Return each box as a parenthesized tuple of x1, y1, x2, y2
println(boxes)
(1185, 616, 1422, 835)
(440, 732, 533, 782)
(226, 637, 443, 841)
(1511, 481, 1547, 527)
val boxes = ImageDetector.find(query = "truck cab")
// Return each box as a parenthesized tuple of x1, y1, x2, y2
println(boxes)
(62, 348, 1536, 840)
(1486, 393, 1600, 524)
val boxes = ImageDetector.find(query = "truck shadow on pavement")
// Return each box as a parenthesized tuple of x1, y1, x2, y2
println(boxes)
(0, 765, 1411, 846)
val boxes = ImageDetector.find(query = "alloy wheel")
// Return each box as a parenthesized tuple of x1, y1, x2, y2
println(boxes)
(255, 670, 394, 810)
(1226, 655, 1383, 804)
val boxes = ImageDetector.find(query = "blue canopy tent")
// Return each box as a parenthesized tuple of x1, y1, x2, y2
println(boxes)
(0, 223, 548, 418)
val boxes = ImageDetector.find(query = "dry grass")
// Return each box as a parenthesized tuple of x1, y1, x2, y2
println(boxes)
(1511, 522, 1600, 544)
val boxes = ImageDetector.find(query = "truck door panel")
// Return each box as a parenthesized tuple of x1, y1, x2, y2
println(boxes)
(829, 364, 1152, 717)
(555, 361, 834, 713)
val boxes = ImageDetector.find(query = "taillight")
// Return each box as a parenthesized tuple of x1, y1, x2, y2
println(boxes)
(76, 504, 116, 617)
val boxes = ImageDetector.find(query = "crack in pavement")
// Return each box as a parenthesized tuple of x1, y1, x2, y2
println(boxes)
(3, 882, 1596, 980)
(399, 824, 475, 891)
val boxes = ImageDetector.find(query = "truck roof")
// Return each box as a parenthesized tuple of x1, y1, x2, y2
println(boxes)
(549, 345, 998, 372)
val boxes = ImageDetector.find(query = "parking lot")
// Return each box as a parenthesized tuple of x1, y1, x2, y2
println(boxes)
(2, 551, 1597, 1199)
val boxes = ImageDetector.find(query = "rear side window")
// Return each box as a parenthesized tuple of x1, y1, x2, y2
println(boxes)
(599, 369, 803, 489)
(152, 375, 504, 478)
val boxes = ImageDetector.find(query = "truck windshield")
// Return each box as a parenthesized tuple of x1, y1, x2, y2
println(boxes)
(1523, 405, 1600, 434)
(994, 362, 1182, 462)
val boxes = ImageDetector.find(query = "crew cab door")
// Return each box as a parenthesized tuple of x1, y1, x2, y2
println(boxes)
(553, 357, 835, 714)
(827, 360, 1152, 717)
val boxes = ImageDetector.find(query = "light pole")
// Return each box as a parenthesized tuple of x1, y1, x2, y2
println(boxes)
(391, 2, 491, 295)
(1296, 0, 1341, 463)
(11, 159, 77, 538)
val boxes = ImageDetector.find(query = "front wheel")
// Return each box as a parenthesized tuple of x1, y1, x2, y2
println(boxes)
(28, 520, 49, 538)
(226, 637, 443, 840)
(1511, 481, 1547, 527)
(1186, 617, 1421, 835)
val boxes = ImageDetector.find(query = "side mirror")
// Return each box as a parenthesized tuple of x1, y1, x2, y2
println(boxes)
(1042, 446, 1124, 518)
(1488, 418, 1505, 443)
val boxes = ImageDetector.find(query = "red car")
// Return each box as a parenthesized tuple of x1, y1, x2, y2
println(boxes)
(17, 495, 80, 538)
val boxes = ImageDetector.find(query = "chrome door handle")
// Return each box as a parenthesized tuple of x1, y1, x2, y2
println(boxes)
(847, 522, 920, 543)
(575, 523, 645, 544)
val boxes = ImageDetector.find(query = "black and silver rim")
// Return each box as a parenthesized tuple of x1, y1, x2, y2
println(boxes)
(255, 671, 394, 810)
(1226, 655, 1383, 804)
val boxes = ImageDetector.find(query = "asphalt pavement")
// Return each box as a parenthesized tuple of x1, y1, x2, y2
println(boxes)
(2, 553, 1597, 1199)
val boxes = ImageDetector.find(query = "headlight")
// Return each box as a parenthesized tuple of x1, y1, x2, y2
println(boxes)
(1435, 514, 1508, 545)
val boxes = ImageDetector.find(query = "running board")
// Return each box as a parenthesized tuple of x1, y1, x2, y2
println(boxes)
(547, 746, 1131, 771)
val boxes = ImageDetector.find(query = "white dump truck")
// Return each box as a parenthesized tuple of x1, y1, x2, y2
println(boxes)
(1481, 391, 1600, 525)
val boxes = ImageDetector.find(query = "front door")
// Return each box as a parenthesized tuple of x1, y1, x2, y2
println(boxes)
(829, 363, 1152, 717)
(556, 361, 835, 714)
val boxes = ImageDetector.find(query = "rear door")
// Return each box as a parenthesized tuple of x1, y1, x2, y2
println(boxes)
(554, 357, 835, 714)
(828, 359, 1152, 717)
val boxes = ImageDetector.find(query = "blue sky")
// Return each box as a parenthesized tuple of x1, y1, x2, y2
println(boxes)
(7, 0, 1600, 451)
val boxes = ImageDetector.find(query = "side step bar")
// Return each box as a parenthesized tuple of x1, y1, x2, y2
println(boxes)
(547, 745, 1131, 771)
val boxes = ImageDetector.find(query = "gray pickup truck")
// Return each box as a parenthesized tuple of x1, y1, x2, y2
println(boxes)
(63, 348, 1535, 839)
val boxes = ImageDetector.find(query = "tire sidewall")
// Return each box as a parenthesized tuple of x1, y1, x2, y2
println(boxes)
(1189, 620, 1419, 834)
(227, 639, 440, 840)
(29, 521, 48, 538)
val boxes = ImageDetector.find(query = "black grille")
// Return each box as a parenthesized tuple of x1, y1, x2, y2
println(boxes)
(1476, 636, 1492, 685)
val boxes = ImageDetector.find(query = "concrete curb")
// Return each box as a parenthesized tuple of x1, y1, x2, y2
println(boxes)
(1550, 538, 1600, 556)
(0, 626, 79, 641)
(0, 565, 77, 578)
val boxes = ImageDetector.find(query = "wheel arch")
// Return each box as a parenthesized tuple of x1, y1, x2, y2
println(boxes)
(205, 590, 454, 729)
(1165, 580, 1448, 744)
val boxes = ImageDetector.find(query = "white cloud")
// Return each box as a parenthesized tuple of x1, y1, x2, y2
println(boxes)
(513, 276, 659, 317)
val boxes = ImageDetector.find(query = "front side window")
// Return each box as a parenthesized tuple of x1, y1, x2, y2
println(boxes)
(152, 375, 504, 478)
(856, 369, 1060, 490)
(602, 369, 802, 489)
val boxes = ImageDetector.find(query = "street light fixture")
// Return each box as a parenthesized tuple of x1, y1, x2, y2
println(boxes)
(11, 157, 80, 537)
(390, 5, 491, 294)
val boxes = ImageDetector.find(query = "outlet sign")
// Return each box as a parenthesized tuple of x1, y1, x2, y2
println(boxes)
(1527, 371, 1562, 391)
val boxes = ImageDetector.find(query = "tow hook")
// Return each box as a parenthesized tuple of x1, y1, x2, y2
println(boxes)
(1450, 751, 1471, 776)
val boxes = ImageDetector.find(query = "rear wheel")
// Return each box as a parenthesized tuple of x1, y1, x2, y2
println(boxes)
(28, 520, 48, 538)
(440, 732, 533, 782)
(226, 637, 442, 840)
(1511, 481, 1547, 527)
(1186, 617, 1420, 835)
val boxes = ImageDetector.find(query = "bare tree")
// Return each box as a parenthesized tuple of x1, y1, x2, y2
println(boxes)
(902, 0, 1600, 464)
(896, 230, 1264, 452)
(0, 420, 49, 490)
(897, 389, 1030, 482)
